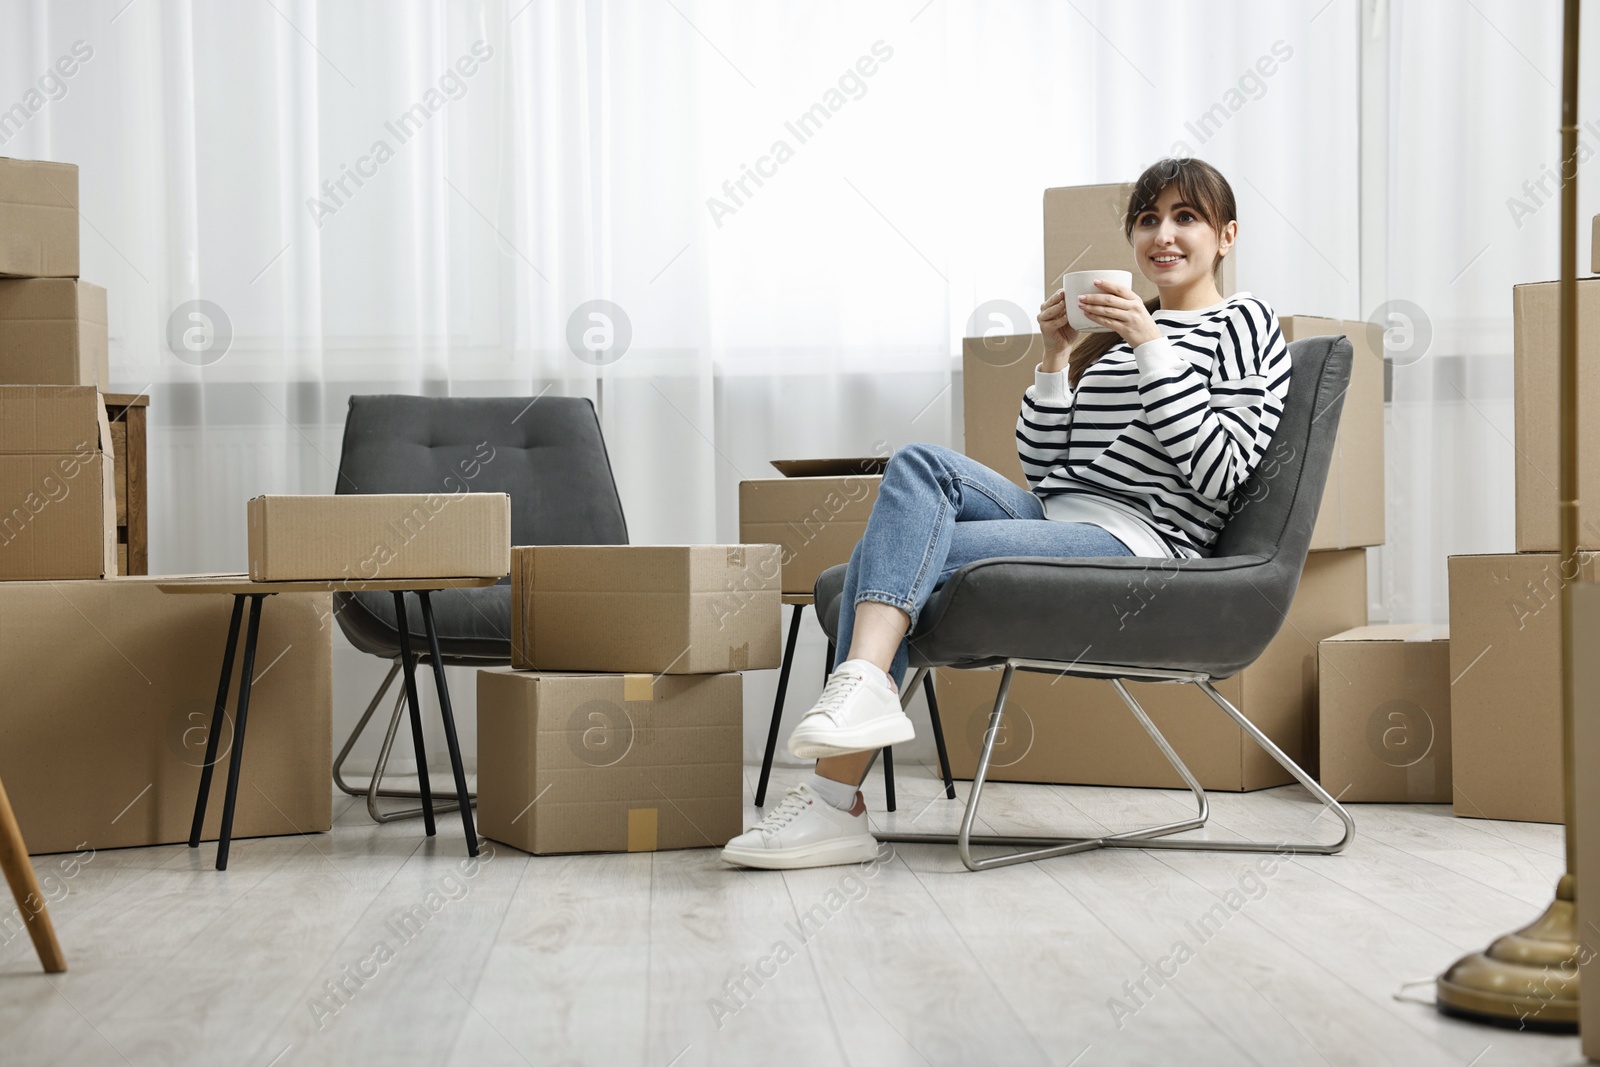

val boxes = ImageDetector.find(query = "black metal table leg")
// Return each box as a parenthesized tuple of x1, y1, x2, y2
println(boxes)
(923, 671, 956, 800)
(392, 592, 436, 837)
(418, 591, 479, 856)
(882, 745, 896, 812)
(214, 594, 266, 871)
(755, 603, 806, 807)
(190, 594, 246, 849)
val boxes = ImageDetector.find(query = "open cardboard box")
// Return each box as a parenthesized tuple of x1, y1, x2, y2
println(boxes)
(739, 457, 884, 596)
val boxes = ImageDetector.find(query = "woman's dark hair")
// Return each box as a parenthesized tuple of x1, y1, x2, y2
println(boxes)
(1067, 157, 1238, 390)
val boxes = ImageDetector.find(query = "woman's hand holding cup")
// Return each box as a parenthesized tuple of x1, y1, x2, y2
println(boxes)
(1038, 288, 1078, 372)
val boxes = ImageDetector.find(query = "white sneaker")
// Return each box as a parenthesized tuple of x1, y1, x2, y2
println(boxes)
(786, 661, 914, 759)
(721, 783, 881, 870)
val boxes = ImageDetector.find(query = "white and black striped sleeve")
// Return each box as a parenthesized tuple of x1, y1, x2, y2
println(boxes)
(1016, 363, 1074, 491)
(1130, 300, 1292, 502)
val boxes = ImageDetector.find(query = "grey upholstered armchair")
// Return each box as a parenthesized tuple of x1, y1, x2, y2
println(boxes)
(330, 394, 628, 820)
(813, 334, 1359, 870)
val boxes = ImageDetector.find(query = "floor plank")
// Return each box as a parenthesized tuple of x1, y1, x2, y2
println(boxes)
(0, 768, 1586, 1066)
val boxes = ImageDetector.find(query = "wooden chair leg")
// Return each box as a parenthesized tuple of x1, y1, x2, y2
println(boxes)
(0, 775, 66, 973)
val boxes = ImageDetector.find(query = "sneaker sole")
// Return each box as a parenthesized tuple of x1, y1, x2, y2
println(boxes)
(786, 713, 916, 760)
(721, 834, 883, 870)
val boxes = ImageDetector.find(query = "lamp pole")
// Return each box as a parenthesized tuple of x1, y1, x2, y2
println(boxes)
(1434, 0, 1582, 1032)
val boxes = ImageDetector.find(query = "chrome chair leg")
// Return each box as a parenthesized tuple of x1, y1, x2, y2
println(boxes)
(333, 657, 477, 823)
(873, 659, 1353, 871)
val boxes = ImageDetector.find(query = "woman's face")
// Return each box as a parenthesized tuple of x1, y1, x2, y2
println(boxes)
(1130, 184, 1235, 291)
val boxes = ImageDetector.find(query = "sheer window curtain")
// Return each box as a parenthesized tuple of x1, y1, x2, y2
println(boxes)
(22, 0, 1548, 774)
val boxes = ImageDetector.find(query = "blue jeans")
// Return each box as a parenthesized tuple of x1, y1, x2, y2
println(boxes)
(831, 442, 1135, 687)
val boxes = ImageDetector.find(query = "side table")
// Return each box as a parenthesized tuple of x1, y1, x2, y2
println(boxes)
(158, 575, 499, 870)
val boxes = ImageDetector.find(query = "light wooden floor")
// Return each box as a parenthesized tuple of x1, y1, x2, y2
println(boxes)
(0, 764, 1587, 1067)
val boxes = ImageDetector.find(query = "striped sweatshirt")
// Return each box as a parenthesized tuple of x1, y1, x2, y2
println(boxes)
(1015, 292, 1291, 559)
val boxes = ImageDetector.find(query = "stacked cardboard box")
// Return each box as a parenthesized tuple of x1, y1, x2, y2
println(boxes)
(0, 385, 117, 580)
(0, 158, 108, 391)
(1432, 275, 1600, 825)
(939, 184, 1382, 792)
(1318, 624, 1451, 803)
(0, 576, 333, 854)
(478, 544, 782, 854)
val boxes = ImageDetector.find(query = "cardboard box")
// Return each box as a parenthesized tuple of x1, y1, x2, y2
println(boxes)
(1447, 552, 1592, 823)
(1571, 581, 1600, 1053)
(1043, 182, 1237, 303)
(510, 544, 781, 674)
(934, 547, 1368, 792)
(0, 157, 78, 278)
(0, 433, 117, 578)
(960, 318, 1384, 552)
(0, 385, 105, 453)
(0, 576, 333, 854)
(1318, 623, 1452, 802)
(739, 458, 883, 595)
(246, 492, 511, 581)
(0, 279, 108, 391)
(1514, 277, 1600, 551)
(1593, 214, 1599, 275)
(476, 667, 742, 854)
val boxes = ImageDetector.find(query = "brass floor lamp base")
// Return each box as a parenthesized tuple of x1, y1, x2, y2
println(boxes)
(1434, 874, 1579, 1032)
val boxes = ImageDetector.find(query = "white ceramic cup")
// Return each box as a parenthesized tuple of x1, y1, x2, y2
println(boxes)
(1061, 269, 1133, 334)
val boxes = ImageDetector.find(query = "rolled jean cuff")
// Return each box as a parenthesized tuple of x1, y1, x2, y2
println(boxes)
(855, 590, 919, 629)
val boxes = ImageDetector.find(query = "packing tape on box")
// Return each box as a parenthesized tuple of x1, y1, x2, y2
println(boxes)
(623, 674, 654, 701)
(627, 807, 658, 851)
(726, 546, 745, 567)
(728, 642, 749, 671)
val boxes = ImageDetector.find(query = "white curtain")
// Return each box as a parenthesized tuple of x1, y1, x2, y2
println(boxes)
(3, 0, 1586, 770)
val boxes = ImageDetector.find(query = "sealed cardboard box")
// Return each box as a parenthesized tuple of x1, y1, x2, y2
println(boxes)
(960, 320, 1384, 552)
(0, 385, 105, 453)
(738, 457, 884, 595)
(1043, 182, 1237, 303)
(0, 157, 79, 278)
(1447, 552, 1593, 823)
(0, 280, 108, 391)
(1513, 277, 1600, 551)
(246, 492, 511, 581)
(511, 544, 781, 674)
(0, 576, 333, 854)
(1570, 581, 1600, 1052)
(476, 667, 742, 854)
(935, 547, 1368, 792)
(1318, 623, 1452, 803)
(1279, 316, 1385, 551)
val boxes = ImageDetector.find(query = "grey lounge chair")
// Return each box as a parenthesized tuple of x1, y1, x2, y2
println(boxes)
(813, 334, 1358, 870)
(330, 394, 628, 821)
